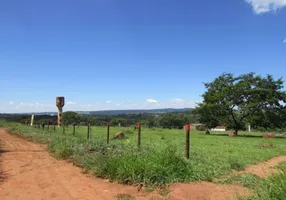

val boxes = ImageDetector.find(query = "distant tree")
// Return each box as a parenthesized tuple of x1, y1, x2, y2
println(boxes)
(86, 116, 97, 125)
(158, 113, 188, 129)
(62, 111, 80, 126)
(194, 72, 286, 136)
(110, 118, 127, 127)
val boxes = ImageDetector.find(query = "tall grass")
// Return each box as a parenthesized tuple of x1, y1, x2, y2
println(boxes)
(219, 158, 286, 200)
(241, 172, 286, 200)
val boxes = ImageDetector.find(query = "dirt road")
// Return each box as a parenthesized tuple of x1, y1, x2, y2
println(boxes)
(0, 129, 160, 200)
(0, 129, 250, 200)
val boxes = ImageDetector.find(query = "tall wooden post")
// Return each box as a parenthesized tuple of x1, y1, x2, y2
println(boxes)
(87, 123, 91, 139)
(185, 124, 191, 159)
(56, 97, 65, 127)
(30, 114, 34, 126)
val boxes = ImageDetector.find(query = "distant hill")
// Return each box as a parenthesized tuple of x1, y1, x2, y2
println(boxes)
(88, 108, 193, 115)
(3, 108, 193, 116)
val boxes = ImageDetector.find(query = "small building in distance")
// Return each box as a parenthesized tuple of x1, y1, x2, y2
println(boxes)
(211, 126, 227, 131)
(190, 123, 204, 130)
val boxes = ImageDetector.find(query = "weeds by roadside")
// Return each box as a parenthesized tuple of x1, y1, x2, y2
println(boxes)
(240, 172, 286, 200)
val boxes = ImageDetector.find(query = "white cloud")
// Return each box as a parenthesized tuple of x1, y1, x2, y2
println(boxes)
(170, 98, 186, 103)
(106, 100, 112, 103)
(67, 101, 77, 105)
(283, 38, 286, 43)
(146, 99, 159, 104)
(9, 101, 14, 105)
(245, 0, 286, 14)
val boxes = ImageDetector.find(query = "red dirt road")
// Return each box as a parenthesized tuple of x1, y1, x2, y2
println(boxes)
(0, 129, 249, 200)
(0, 129, 159, 200)
(237, 155, 286, 178)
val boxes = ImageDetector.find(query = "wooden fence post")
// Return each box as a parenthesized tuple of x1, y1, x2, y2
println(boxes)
(73, 124, 76, 136)
(87, 123, 91, 139)
(185, 124, 191, 159)
(137, 123, 141, 147)
(107, 122, 110, 144)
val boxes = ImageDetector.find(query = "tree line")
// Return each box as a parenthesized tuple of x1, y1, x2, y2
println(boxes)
(0, 111, 199, 129)
(60, 111, 200, 129)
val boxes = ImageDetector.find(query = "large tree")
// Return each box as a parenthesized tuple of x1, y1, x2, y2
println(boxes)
(195, 72, 286, 135)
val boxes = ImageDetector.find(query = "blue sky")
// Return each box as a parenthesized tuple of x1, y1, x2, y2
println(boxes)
(0, 0, 286, 113)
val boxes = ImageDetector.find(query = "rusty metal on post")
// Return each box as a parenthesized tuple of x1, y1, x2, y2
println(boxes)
(185, 124, 191, 159)
(137, 123, 141, 147)
(107, 122, 110, 144)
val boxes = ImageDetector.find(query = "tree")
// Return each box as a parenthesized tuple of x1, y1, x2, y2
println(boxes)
(194, 72, 286, 135)
(62, 111, 80, 126)
(110, 118, 127, 127)
(158, 113, 188, 129)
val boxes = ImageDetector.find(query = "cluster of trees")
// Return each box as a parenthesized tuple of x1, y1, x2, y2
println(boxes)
(1, 111, 198, 128)
(61, 111, 199, 129)
(193, 72, 286, 135)
(0, 114, 57, 124)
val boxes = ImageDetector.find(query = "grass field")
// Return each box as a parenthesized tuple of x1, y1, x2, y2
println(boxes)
(3, 122, 286, 189)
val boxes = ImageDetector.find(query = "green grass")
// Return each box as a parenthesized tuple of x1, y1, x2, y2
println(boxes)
(215, 173, 261, 189)
(275, 162, 286, 172)
(242, 172, 286, 200)
(2, 122, 286, 187)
